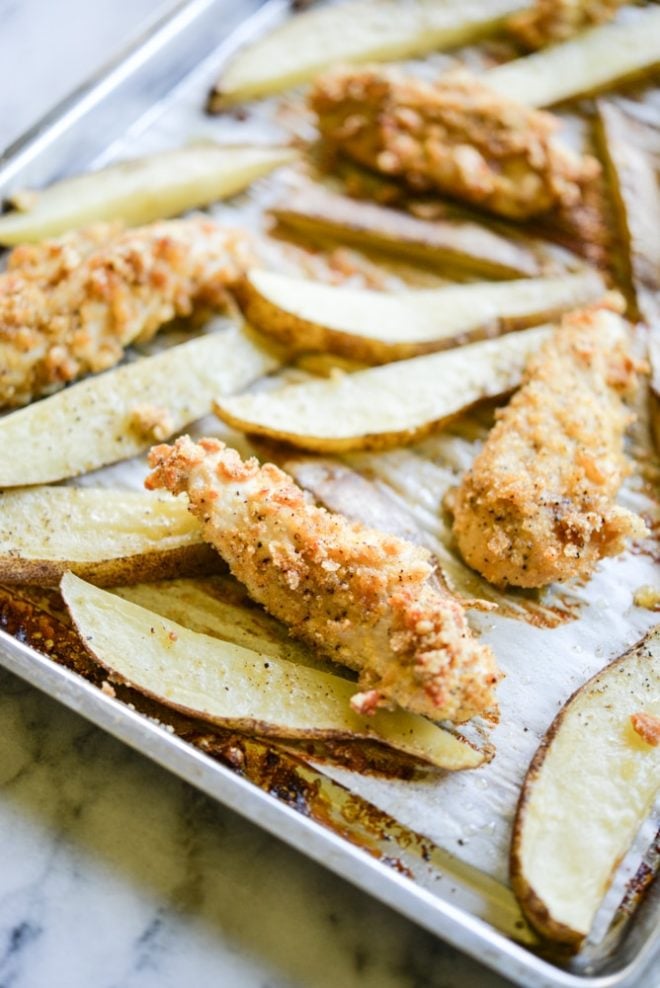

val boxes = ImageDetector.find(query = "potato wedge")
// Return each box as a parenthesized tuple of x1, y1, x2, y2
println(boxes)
(511, 627, 660, 946)
(113, 577, 320, 670)
(0, 327, 280, 487)
(214, 324, 551, 451)
(0, 144, 297, 245)
(61, 573, 485, 771)
(597, 99, 660, 326)
(271, 183, 543, 279)
(0, 488, 218, 586)
(208, 0, 526, 109)
(235, 269, 604, 363)
(488, 7, 660, 108)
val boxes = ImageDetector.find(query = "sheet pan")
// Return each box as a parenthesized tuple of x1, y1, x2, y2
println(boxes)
(0, 2, 658, 985)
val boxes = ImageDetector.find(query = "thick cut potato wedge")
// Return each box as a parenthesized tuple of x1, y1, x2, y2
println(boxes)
(597, 99, 660, 326)
(271, 184, 543, 279)
(488, 7, 660, 108)
(0, 488, 216, 586)
(0, 144, 297, 245)
(214, 324, 551, 451)
(113, 577, 320, 670)
(208, 0, 526, 108)
(236, 269, 604, 363)
(511, 627, 660, 946)
(61, 573, 485, 771)
(0, 327, 280, 487)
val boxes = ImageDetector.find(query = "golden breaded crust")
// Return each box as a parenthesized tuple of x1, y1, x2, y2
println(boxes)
(310, 66, 600, 220)
(146, 436, 501, 723)
(0, 218, 251, 407)
(452, 302, 647, 589)
(508, 0, 627, 50)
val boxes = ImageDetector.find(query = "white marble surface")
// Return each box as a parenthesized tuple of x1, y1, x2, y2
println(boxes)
(0, 3, 514, 986)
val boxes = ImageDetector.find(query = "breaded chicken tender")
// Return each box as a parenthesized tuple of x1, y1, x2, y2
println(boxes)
(453, 302, 647, 589)
(0, 218, 250, 407)
(310, 66, 600, 220)
(508, 0, 627, 50)
(146, 436, 501, 723)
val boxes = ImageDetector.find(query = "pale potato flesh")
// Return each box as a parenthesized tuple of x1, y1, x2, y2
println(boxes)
(113, 577, 323, 671)
(238, 269, 604, 362)
(0, 145, 297, 245)
(61, 573, 485, 771)
(511, 627, 660, 944)
(0, 327, 280, 487)
(208, 0, 526, 107)
(488, 7, 660, 108)
(0, 488, 215, 586)
(214, 325, 551, 451)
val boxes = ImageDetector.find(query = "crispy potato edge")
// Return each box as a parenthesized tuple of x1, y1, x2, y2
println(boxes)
(213, 397, 488, 453)
(0, 544, 224, 588)
(60, 574, 485, 771)
(234, 273, 585, 364)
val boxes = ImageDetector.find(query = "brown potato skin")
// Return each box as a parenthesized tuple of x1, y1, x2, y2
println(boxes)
(0, 544, 223, 588)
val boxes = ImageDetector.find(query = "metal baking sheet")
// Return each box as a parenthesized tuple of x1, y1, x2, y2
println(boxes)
(0, 2, 658, 986)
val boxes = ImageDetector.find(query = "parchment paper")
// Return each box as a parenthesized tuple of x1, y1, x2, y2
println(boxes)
(22, 7, 660, 941)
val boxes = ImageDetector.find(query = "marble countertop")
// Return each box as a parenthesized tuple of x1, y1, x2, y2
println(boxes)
(0, 4, 650, 988)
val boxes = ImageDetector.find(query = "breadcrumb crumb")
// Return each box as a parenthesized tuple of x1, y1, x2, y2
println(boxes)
(129, 403, 175, 442)
(630, 711, 660, 747)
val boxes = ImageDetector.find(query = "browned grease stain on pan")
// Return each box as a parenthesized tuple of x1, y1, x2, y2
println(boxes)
(0, 583, 438, 883)
(0, 584, 100, 680)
